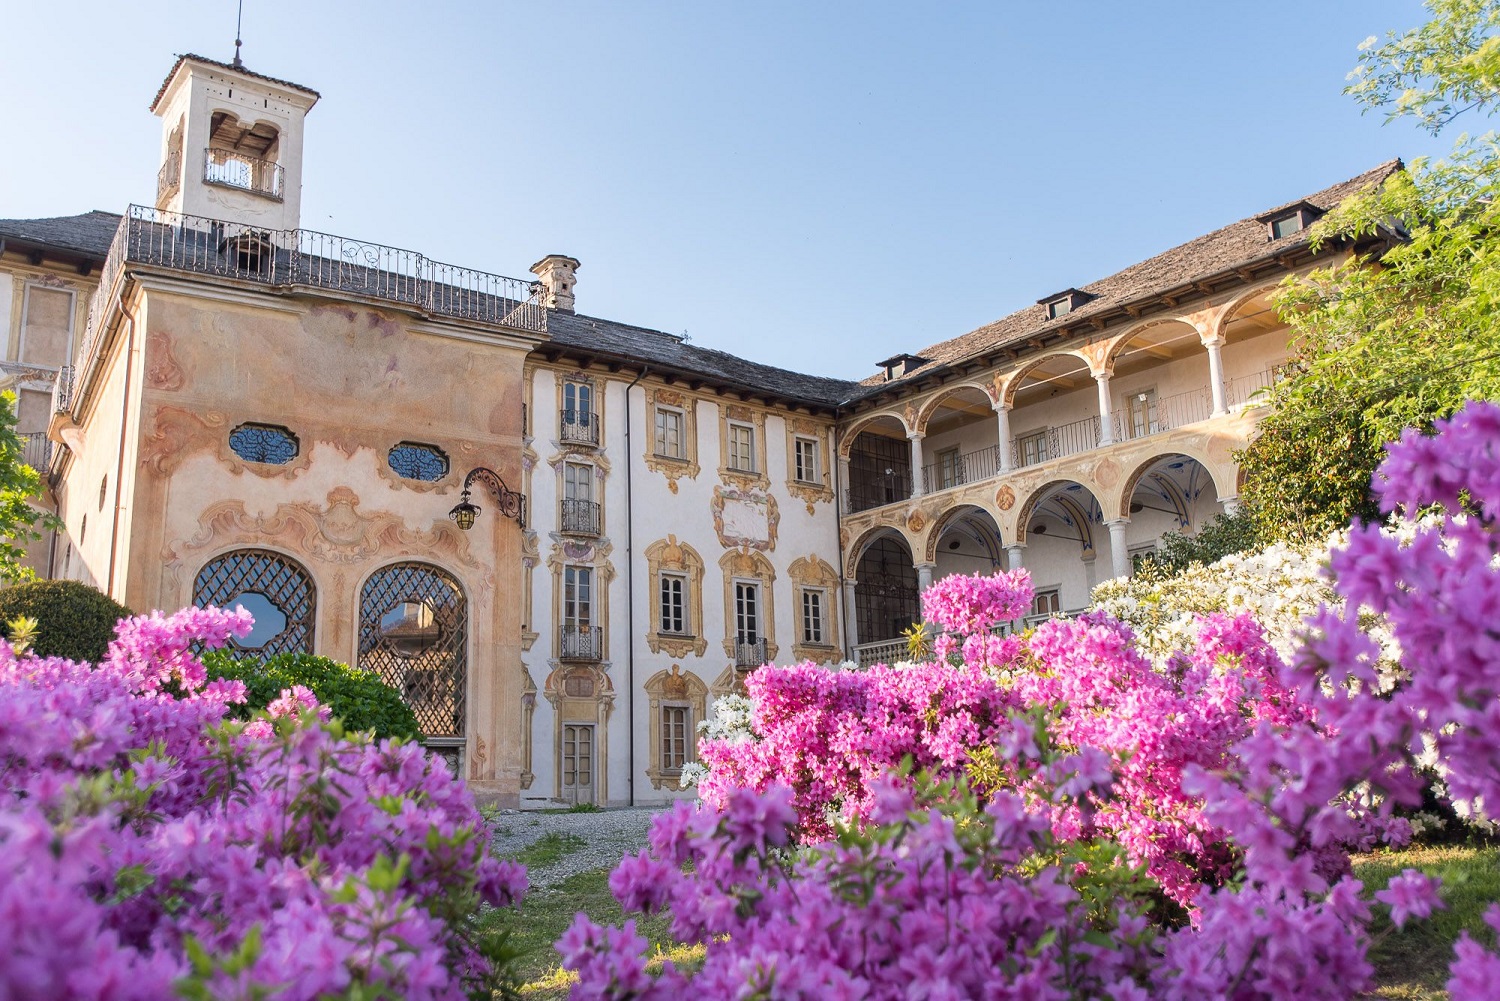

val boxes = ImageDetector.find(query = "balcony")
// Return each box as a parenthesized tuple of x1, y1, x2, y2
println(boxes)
(560, 410, 600, 447)
(157, 151, 181, 202)
(1015, 415, 1102, 469)
(63, 206, 547, 383)
(203, 148, 285, 201)
(560, 499, 601, 536)
(1114, 388, 1213, 443)
(734, 638, 769, 669)
(922, 443, 1001, 493)
(21, 432, 51, 472)
(560, 625, 600, 661)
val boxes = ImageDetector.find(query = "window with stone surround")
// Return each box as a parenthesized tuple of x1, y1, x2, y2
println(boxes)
(645, 665, 707, 790)
(646, 536, 706, 657)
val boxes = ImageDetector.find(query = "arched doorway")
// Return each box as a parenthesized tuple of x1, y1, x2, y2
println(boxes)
(845, 415, 912, 512)
(1006, 353, 1100, 467)
(1016, 481, 1108, 617)
(853, 533, 920, 649)
(1122, 453, 1226, 568)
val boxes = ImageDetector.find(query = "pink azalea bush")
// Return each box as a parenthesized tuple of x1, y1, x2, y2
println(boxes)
(576, 400, 1500, 997)
(0, 606, 525, 1000)
(698, 579, 1323, 909)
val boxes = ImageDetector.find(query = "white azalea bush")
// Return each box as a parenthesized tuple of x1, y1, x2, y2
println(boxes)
(1092, 534, 1340, 664)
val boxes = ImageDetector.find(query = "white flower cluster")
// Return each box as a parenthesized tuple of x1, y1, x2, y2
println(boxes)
(1091, 534, 1343, 664)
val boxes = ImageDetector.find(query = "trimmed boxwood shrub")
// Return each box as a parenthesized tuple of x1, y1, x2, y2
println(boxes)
(0, 579, 132, 663)
(202, 650, 422, 741)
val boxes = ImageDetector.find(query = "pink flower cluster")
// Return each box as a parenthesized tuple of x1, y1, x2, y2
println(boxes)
(698, 592, 1319, 907)
(623, 401, 1500, 997)
(0, 606, 525, 1000)
(921, 567, 1034, 635)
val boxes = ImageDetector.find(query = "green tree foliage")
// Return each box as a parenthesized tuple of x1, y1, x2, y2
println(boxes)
(0, 579, 132, 662)
(1239, 0, 1500, 541)
(1137, 510, 1260, 576)
(202, 649, 423, 741)
(0, 391, 53, 583)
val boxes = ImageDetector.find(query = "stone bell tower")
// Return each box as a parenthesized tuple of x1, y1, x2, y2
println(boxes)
(150, 53, 319, 232)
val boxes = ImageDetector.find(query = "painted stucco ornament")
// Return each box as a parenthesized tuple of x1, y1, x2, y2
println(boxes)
(995, 484, 1016, 511)
(711, 486, 780, 552)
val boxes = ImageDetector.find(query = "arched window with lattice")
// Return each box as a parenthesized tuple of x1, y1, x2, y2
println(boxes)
(358, 563, 468, 759)
(192, 549, 315, 656)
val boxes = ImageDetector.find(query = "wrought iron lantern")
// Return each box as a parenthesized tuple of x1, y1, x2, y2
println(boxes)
(448, 467, 525, 530)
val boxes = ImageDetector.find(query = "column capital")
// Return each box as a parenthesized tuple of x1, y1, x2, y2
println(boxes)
(1092, 367, 1115, 382)
(991, 398, 1012, 413)
(1199, 331, 1227, 348)
(1004, 541, 1027, 551)
(906, 430, 926, 442)
(1103, 517, 1131, 528)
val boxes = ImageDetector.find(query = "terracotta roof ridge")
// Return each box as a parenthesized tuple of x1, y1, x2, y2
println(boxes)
(150, 53, 320, 113)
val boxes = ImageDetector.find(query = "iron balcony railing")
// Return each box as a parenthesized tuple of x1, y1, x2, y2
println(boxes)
(203, 148, 285, 201)
(848, 467, 912, 514)
(734, 638, 769, 669)
(559, 410, 600, 446)
(560, 625, 600, 661)
(157, 151, 182, 202)
(1015, 415, 1101, 469)
(1227, 366, 1287, 408)
(64, 206, 546, 386)
(560, 499, 601, 536)
(922, 443, 1001, 494)
(1117, 388, 1213, 442)
(51, 366, 75, 415)
(21, 432, 51, 472)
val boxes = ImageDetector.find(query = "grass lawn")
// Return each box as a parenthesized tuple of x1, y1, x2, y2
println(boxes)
(480, 867, 700, 999)
(1357, 843, 1499, 999)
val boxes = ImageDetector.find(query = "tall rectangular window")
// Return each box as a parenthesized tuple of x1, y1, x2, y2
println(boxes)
(655, 407, 686, 459)
(563, 461, 593, 503)
(662, 705, 689, 770)
(936, 447, 962, 490)
(563, 380, 593, 420)
(1031, 588, 1061, 619)
(20, 285, 74, 370)
(563, 566, 592, 628)
(659, 573, 686, 634)
(793, 437, 820, 483)
(1127, 389, 1160, 439)
(727, 423, 755, 472)
(734, 581, 760, 642)
(1018, 430, 1050, 466)
(801, 589, 825, 645)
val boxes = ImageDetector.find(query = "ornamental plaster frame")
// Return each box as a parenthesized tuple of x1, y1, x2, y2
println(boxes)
(784, 416, 835, 515)
(643, 386, 700, 493)
(718, 548, 778, 663)
(788, 554, 842, 663)
(544, 538, 616, 664)
(644, 535, 708, 657)
(644, 665, 709, 791)
(717, 403, 769, 490)
(542, 663, 615, 804)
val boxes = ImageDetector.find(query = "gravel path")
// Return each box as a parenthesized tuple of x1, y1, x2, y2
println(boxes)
(490, 808, 665, 889)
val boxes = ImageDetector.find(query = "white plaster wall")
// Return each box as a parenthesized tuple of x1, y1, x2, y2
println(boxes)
(0, 277, 14, 357)
(523, 367, 844, 809)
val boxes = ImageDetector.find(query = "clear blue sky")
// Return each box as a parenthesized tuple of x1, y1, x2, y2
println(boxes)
(0, 2, 1450, 380)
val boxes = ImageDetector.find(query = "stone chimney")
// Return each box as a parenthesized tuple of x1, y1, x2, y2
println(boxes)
(530, 254, 580, 313)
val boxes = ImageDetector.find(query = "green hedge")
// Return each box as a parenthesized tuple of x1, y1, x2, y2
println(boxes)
(0, 579, 132, 662)
(202, 650, 422, 741)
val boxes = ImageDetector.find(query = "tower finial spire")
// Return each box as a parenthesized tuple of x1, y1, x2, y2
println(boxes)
(232, 0, 245, 67)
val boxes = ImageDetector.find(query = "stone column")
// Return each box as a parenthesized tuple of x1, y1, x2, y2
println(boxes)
(838, 455, 852, 514)
(916, 562, 936, 593)
(1095, 371, 1115, 446)
(842, 579, 859, 654)
(1105, 518, 1131, 580)
(1205, 337, 1228, 416)
(1219, 495, 1241, 516)
(994, 402, 1014, 473)
(908, 432, 926, 498)
(1005, 543, 1025, 571)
